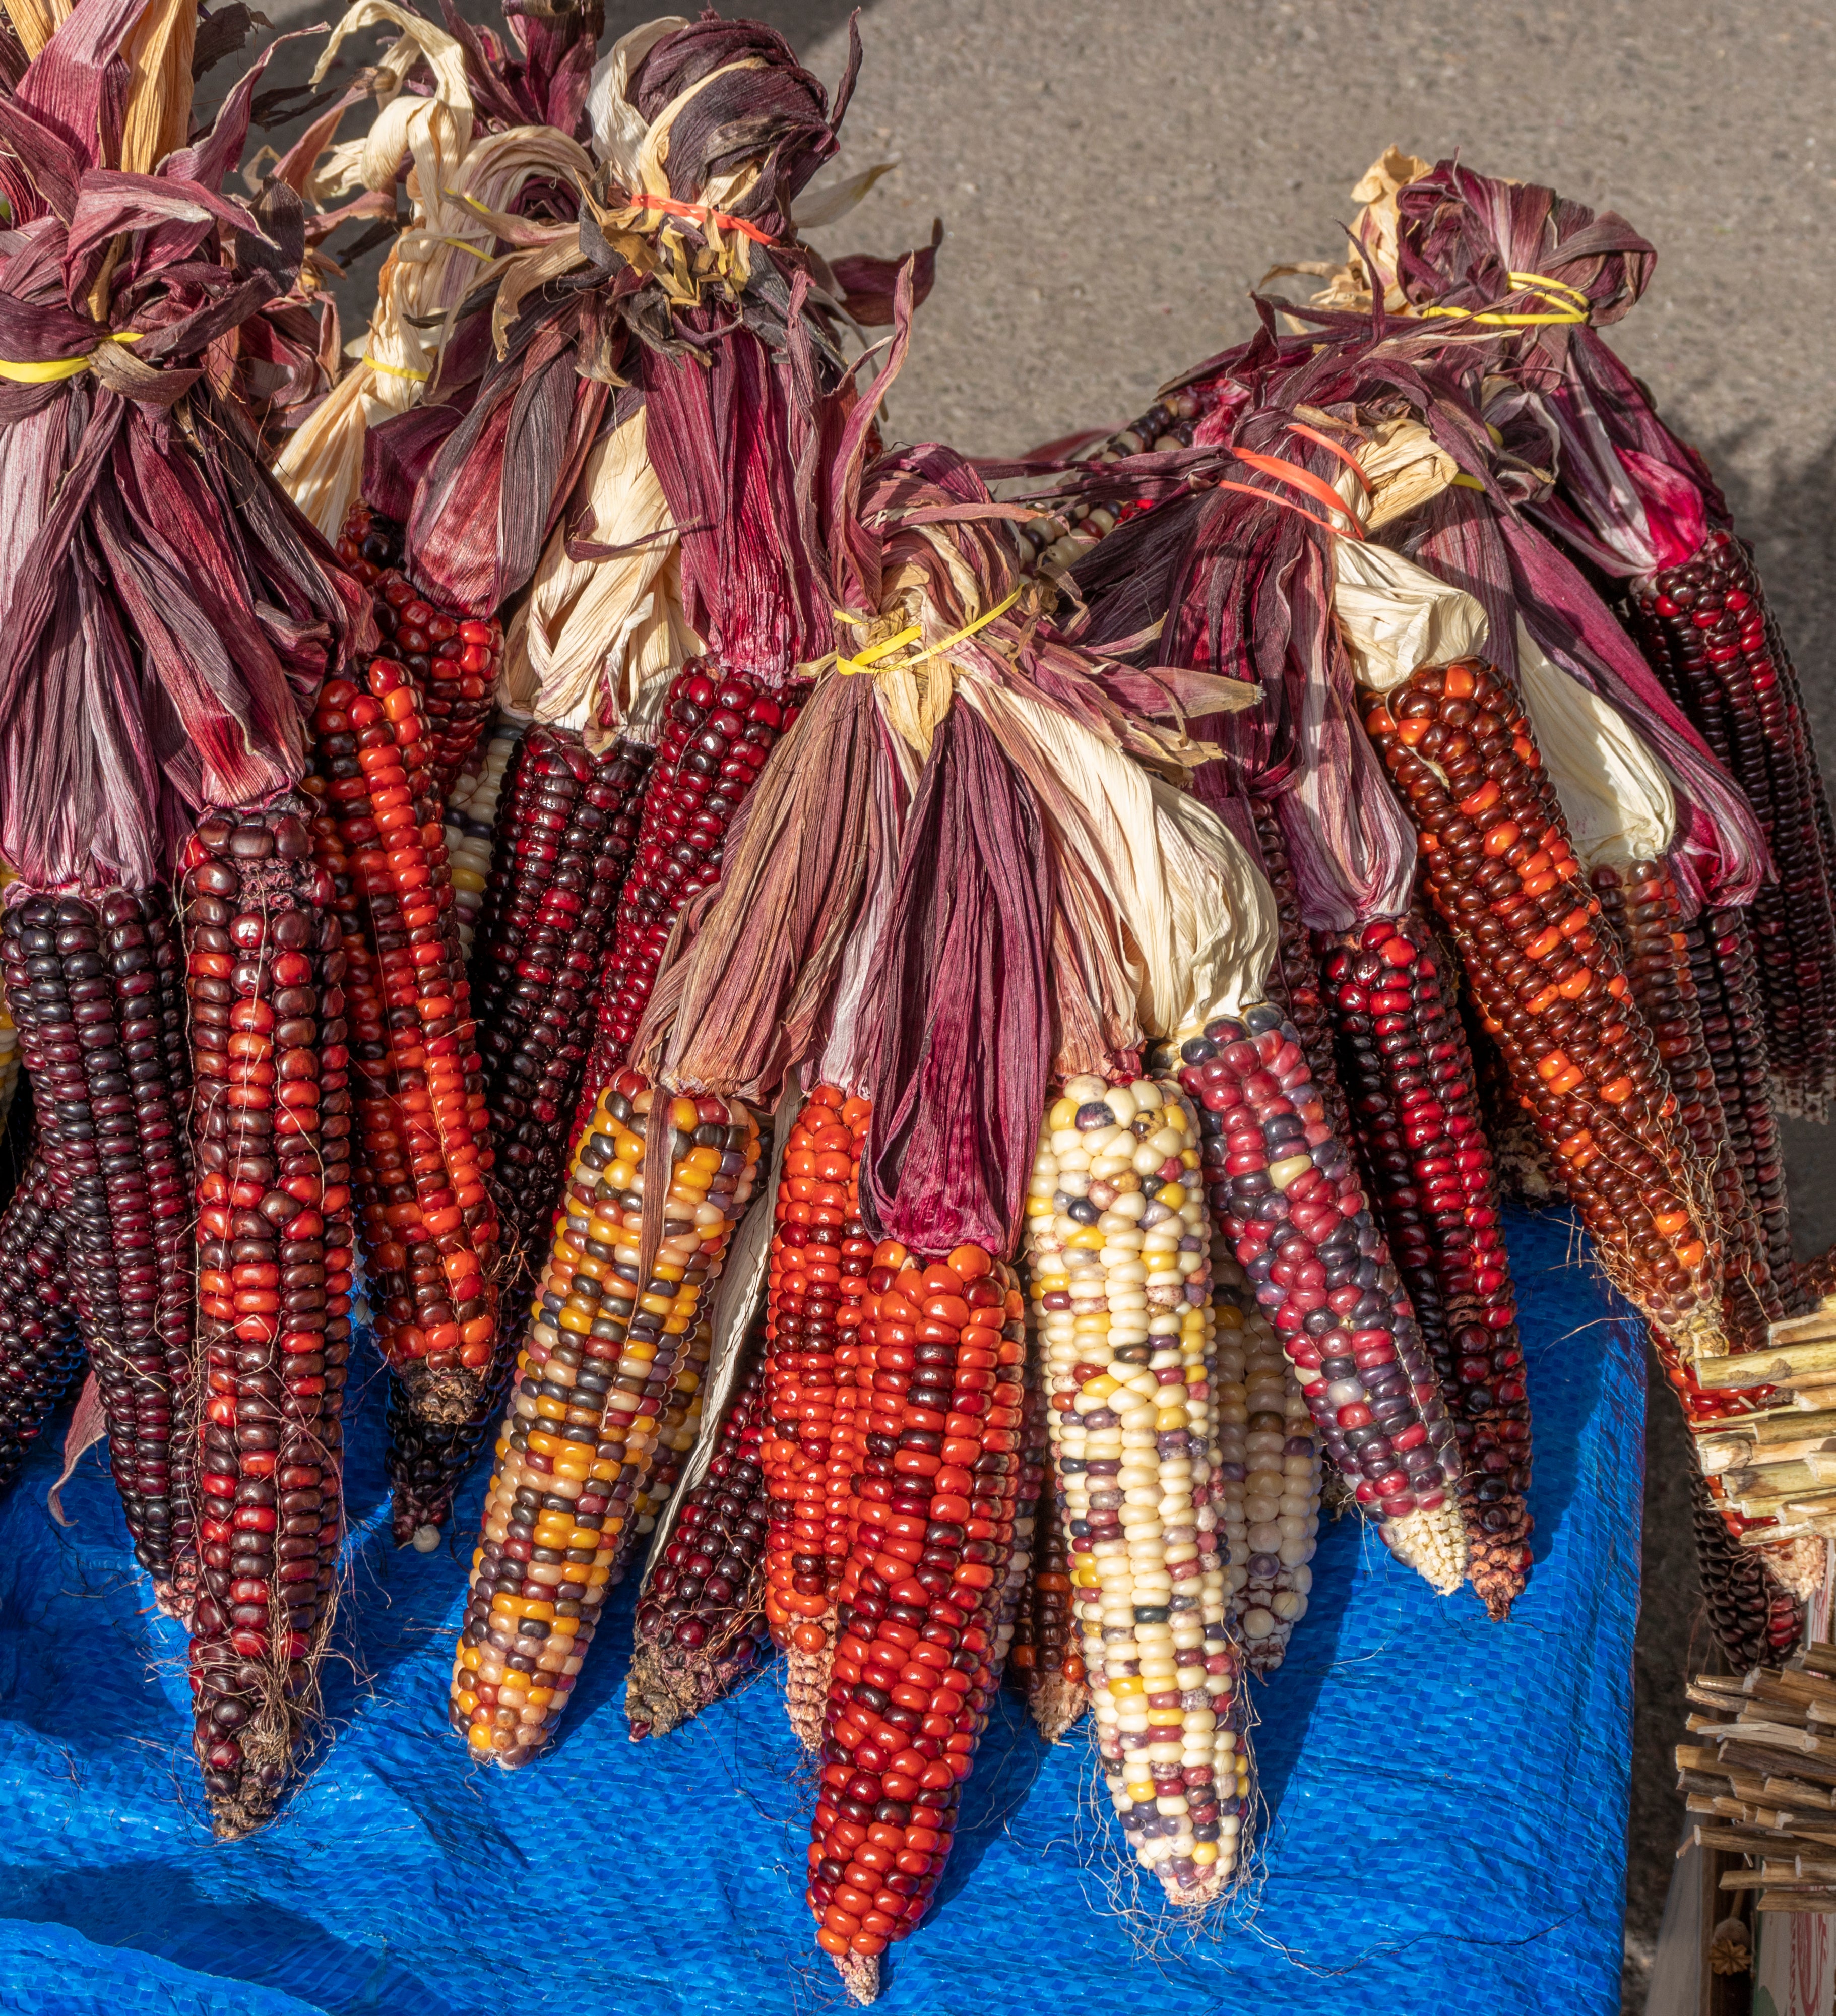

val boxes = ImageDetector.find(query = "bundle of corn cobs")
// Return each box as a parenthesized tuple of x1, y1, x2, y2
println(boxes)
(0, 0, 1827, 1989)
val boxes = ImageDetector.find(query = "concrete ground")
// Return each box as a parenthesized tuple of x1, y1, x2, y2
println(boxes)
(248, 2, 1836, 2005)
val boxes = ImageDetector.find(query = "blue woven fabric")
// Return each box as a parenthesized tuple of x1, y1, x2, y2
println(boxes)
(0, 1206, 1637, 2016)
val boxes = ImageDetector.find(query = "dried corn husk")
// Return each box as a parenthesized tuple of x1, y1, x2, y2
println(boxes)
(274, 1, 594, 535)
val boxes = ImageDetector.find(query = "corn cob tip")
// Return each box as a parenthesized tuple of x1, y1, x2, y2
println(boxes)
(411, 1525, 440, 1554)
(1383, 1499, 1469, 1596)
(833, 1951, 879, 2005)
(1027, 1669, 1089, 1746)
(783, 1641, 829, 1754)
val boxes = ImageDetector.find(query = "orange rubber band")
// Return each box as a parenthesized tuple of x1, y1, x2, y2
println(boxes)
(1233, 448, 1364, 531)
(616, 187, 776, 247)
(1210, 477, 1361, 540)
(1283, 420, 1371, 491)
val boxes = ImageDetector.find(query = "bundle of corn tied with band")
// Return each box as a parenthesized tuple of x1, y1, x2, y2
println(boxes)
(2, 2, 1833, 1986)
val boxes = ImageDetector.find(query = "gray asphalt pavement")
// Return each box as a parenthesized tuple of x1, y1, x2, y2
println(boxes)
(249, 3, 1836, 2004)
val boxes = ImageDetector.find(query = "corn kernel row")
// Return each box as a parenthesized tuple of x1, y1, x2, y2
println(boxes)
(1208, 1244, 1319, 1671)
(442, 720, 521, 961)
(0, 1154, 82, 1498)
(1026, 1074, 1250, 1902)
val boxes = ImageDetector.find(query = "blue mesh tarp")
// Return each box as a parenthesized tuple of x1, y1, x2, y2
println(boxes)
(0, 1206, 1637, 2016)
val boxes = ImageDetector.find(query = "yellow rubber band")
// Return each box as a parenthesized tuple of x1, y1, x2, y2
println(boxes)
(0, 329, 144, 384)
(362, 355, 430, 382)
(1507, 270, 1591, 308)
(832, 587, 1023, 677)
(1415, 302, 1588, 328)
(1450, 473, 1487, 490)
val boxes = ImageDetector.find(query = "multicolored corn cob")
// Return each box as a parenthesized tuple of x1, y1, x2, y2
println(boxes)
(1178, 1005, 1470, 1593)
(762, 1089, 874, 1746)
(448, 1075, 758, 1763)
(306, 667, 501, 1420)
(1320, 914, 1533, 1618)
(807, 1239, 1027, 2000)
(1362, 660, 1725, 1353)
(444, 721, 522, 962)
(336, 503, 503, 799)
(1208, 1243, 1320, 1670)
(1024, 1075, 1251, 1901)
(180, 804, 354, 1836)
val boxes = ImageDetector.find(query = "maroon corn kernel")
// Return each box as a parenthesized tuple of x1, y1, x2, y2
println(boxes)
(180, 803, 354, 1836)
(1627, 535, 1836, 1118)
(1249, 795, 1348, 1142)
(1686, 906, 1804, 1316)
(480, 724, 655, 1274)
(626, 1336, 773, 1739)
(1591, 859, 1782, 1346)
(0, 1152, 83, 1497)
(2, 890, 195, 1599)
(336, 503, 502, 799)
(1690, 1469, 1804, 1671)
(1177, 1006, 1468, 1593)
(1363, 663, 1726, 1352)
(573, 662, 806, 1134)
(1321, 914, 1533, 1619)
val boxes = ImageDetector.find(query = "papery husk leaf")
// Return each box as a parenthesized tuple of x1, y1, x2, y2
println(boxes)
(640, 671, 884, 1105)
(497, 401, 697, 727)
(858, 701, 1054, 1261)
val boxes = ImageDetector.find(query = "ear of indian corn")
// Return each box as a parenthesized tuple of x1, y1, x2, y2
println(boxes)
(307, 666, 502, 1421)
(1626, 536, 1836, 1117)
(2, 890, 196, 1607)
(0, 961, 19, 1151)
(1207, 1243, 1320, 1671)
(1362, 660, 1725, 1354)
(0, 1153, 83, 1498)
(1685, 905, 1803, 1315)
(1250, 795, 1349, 1142)
(444, 720, 522, 963)
(763, 1088, 874, 1748)
(1690, 1468, 1804, 1669)
(478, 724, 655, 1272)
(1320, 913, 1534, 1618)
(574, 665, 805, 1123)
(336, 503, 503, 800)
(180, 804, 354, 1837)
(448, 1074, 758, 1765)
(625, 1310, 714, 1552)
(1010, 1469, 1085, 1739)
(991, 1354, 1048, 1676)
(806, 1238, 1027, 2001)
(1591, 858, 1787, 1341)
(627, 1331, 773, 1738)
(1025, 1073, 1250, 1904)
(1177, 1005, 1470, 1594)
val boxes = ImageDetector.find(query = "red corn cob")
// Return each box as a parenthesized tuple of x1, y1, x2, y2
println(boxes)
(479, 725, 655, 1269)
(807, 1240, 1027, 2001)
(1591, 859, 1783, 1343)
(762, 1088, 875, 1748)
(180, 804, 355, 1836)
(335, 503, 502, 799)
(1250, 795, 1348, 1142)
(574, 663, 806, 1126)
(0, 1153, 82, 1498)
(626, 1331, 773, 1738)
(1177, 1005, 1470, 1593)
(1626, 534, 1836, 1117)
(1320, 913, 1534, 1618)
(306, 664, 501, 1421)
(1362, 660, 1725, 1352)
(1010, 1474, 1084, 1740)
(2, 891, 195, 1604)
(1687, 906, 1803, 1314)
(1803, 1245, 1836, 1305)
(1690, 1469, 1804, 1670)
(992, 1352, 1048, 1676)
(448, 1075, 759, 1764)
